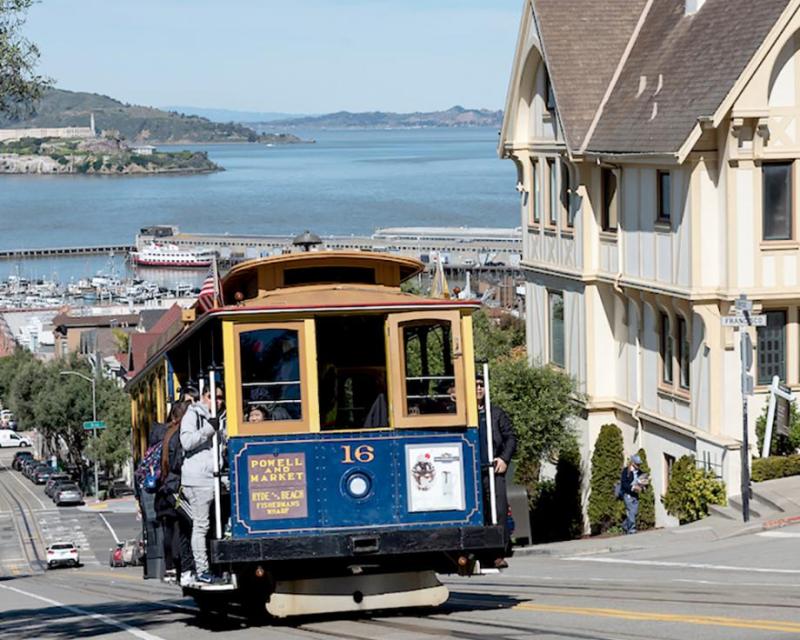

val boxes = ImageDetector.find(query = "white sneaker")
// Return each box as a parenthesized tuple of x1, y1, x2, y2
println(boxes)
(180, 571, 194, 587)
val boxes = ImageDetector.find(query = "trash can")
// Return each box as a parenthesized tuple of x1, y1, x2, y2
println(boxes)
(139, 491, 164, 579)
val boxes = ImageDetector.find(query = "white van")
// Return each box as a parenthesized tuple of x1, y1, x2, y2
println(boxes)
(0, 429, 32, 448)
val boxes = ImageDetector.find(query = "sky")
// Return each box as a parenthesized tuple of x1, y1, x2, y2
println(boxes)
(24, 0, 522, 114)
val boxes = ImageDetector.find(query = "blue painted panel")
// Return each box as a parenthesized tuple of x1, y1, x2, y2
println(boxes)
(228, 429, 483, 538)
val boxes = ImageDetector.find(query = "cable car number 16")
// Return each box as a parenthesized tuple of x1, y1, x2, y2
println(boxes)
(341, 445, 375, 464)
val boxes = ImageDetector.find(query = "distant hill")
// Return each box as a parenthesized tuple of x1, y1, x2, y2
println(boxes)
(266, 105, 503, 129)
(0, 89, 306, 144)
(163, 106, 307, 123)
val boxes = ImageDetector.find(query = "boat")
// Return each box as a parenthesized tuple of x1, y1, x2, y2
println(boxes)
(131, 243, 214, 269)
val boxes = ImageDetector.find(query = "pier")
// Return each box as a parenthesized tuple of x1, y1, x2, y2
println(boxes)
(0, 244, 134, 260)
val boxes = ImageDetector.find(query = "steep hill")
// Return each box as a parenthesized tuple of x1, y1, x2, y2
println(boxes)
(0, 89, 304, 144)
(267, 105, 503, 129)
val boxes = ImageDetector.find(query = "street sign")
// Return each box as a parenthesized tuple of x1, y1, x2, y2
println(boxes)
(741, 373, 754, 396)
(735, 295, 753, 312)
(775, 396, 790, 437)
(722, 315, 767, 327)
(82, 420, 106, 430)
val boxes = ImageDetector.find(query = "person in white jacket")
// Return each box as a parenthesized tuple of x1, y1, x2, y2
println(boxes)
(180, 385, 223, 585)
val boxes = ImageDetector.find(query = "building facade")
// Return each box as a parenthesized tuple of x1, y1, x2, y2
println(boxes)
(500, 0, 800, 526)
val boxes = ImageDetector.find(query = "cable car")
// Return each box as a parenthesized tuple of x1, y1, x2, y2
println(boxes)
(127, 251, 505, 618)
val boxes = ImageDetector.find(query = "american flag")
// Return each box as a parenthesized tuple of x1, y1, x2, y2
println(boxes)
(197, 260, 222, 312)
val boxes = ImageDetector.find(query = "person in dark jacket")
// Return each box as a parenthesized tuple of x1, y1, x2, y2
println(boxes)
(477, 374, 517, 568)
(620, 454, 642, 534)
(155, 401, 195, 585)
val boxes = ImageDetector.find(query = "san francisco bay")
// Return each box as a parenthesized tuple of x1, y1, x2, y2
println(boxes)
(0, 128, 518, 283)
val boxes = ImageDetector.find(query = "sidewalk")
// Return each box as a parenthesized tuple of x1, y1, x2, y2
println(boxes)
(78, 495, 137, 514)
(514, 474, 800, 558)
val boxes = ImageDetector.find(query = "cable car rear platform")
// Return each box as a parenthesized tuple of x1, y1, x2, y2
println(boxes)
(211, 525, 505, 564)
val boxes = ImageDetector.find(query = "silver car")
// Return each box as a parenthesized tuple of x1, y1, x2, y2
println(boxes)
(54, 484, 83, 506)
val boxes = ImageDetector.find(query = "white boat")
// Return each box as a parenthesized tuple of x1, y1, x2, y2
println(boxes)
(132, 243, 214, 269)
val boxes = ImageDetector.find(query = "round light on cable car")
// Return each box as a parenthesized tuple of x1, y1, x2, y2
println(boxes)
(346, 473, 371, 499)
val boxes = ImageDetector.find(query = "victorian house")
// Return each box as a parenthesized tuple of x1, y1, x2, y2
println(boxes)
(500, 0, 800, 525)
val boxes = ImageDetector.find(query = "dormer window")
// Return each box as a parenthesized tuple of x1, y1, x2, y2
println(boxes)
(545, 70, 556, 114)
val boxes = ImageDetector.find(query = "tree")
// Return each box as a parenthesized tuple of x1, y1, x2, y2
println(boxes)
(472, 309, 525, 363)
(490, 354, 580, 490)
(635, 447, 655, 531)
(587, 423, 625, 534)
(0, 0, 51, 117)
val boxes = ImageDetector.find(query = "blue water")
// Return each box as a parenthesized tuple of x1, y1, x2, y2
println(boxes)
(0, 128, 517, 281)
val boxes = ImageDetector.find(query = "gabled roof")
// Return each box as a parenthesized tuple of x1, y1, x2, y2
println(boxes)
(533, 0, 649, 151)
(530, 0, 795, 155)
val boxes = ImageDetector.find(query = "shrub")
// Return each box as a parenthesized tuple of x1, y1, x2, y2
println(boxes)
(756, 401, 800, 456)
(635, 447, 655, 531)
(588, 424, 624, 534)
(553, 437, 584, 539)
(752, 454, 800, 482)
(662, 455, 726, 524)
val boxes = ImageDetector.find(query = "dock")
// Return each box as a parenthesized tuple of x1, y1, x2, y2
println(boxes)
(0, 245, 134, 260)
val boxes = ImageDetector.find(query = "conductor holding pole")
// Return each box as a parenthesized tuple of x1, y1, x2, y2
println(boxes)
(476, 372, 516, 568)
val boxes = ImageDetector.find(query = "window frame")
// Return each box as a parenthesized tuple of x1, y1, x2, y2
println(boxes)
(757, 309, 787, 386)
(678, 315, 690, 390)
(561, 161, 572, 229)
(228, 320, 316, 437)
(601, 167, 618, 232)
(762, 162, 794, 242)
(530, 158, 540, 226)
(548, 290, 565, 368)
(657, 170, 672, 224)
(386, 310, 466, 428)
(659, 312, 673, 386)
(544, 70, 556, 114)
(547, 158, 558, 228)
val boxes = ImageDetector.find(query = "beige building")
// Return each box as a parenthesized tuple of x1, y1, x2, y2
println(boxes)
(500, 0, 800, 526)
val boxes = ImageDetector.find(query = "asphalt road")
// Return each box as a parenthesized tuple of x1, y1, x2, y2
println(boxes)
(0, 447, 798, 640)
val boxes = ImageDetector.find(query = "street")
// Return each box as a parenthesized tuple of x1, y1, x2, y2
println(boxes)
(0, 447, 798, 640)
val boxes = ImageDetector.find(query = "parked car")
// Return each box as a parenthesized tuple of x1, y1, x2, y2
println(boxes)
(108, 482, 135, 499)
(109, 539, 142, 567)
(109, 543, 125, 568)
(32, 465, 54, 484)
(0, 429, 32, 448)
(53, 483, 83, 506)
(21, 459, 41, 479)
(44, 474, 72, 498)
(12, 451, 33, 470)
(46, 542, 80, 568)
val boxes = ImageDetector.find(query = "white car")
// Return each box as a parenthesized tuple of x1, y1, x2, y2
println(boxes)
(0, 429, 31, 448)
(46, 542, 80, 568)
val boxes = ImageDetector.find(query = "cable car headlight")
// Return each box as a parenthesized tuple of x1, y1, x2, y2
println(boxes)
(344, 472, 372, 499)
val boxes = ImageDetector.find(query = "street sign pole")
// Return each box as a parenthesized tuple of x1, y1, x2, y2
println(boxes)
(740, 323, 750, 523)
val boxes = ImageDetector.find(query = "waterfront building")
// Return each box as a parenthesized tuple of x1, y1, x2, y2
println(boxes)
(500, 0, 800, 526)
(0, 115, 96, 143)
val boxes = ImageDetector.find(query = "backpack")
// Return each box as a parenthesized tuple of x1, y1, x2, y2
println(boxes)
(134, 441, 164, 494)
(613, 481, 624, 500)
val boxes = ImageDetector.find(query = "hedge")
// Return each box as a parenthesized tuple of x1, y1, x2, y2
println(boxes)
(588, 424, 624, 534)
(752, 455, 800, 482)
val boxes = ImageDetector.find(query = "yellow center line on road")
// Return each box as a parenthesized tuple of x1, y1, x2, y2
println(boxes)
(512, 602, 800, 634)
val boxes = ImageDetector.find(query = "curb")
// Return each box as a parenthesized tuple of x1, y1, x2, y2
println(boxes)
(762, 513, 800, 530)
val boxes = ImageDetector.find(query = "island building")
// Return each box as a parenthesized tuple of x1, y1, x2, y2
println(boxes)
(500, 0, 800, 526)
(0, 114, 96, 143)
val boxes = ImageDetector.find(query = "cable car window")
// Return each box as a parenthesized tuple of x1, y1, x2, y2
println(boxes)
(239, 328, 302, 421)
(402, 321, 456, 416)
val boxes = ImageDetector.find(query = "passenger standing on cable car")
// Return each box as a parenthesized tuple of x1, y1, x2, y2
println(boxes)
(180, 384, 224, 585)
(476, 374, 516, 568)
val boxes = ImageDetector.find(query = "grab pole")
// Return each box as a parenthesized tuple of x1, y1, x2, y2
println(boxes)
(209, 369, 222, 540)
(483, 363, 497, 525)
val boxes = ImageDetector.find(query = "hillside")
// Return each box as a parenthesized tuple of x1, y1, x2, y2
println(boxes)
(266, 105, 503, 129)
(0, 89, 307, 144)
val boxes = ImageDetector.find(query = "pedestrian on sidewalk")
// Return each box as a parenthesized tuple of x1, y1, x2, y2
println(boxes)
(620, 454, 643, 534)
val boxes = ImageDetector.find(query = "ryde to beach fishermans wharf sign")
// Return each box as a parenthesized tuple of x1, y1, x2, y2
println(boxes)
(248, 453, 308, 520)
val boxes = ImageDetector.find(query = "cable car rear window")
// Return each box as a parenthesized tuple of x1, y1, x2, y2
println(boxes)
(239, 328, 302, 421)
(283, 266, 376, 287)
(403, 321, 456, 416)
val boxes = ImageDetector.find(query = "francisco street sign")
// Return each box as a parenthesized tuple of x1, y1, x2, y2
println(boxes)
(83, 420, 106, 430)
(722, 315, 767, 327)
